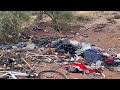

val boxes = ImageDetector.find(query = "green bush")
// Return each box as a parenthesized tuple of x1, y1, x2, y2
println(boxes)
(51, 11, 74, 31)
(0, 11, 31, 43)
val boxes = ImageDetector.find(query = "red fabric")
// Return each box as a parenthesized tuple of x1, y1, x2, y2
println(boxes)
(69, 63, 102, 74)
(57, 53, 61, 57)
(105, 56, 114, 62)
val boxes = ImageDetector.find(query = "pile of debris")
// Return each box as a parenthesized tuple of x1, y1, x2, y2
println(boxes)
(0, 50, 25, 71)
(1, 34, 120, 79)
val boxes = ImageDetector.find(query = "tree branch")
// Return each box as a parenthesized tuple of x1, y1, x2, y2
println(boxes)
(44, 11, 54, 21)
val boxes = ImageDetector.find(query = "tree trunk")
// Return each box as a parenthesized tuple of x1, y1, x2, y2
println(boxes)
(38, 11, 43, 20)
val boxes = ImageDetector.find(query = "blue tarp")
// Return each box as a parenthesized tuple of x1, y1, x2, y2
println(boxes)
(26, 43, 36, 50)
(0, 44, 12, 49)
(84, 49, 102, 63)
(16, 42, 25, 48)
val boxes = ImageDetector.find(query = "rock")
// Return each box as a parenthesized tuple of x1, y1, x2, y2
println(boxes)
(51, 67, 58, 70)
(94, 24, 106, 32)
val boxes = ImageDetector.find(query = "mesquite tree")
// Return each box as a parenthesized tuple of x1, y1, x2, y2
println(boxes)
(44, 11, 74, 31)
(36, 11, 74, 31)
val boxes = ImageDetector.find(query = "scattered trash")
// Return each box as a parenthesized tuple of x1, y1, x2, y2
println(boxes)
(75, 49, 83, 56)
(0, 67, 6, 70)
(39, 63, 46, 67)
(69, 40, 80, 47)
(16, 42, 26, 48)
(82, 34, 88, 38)
(96, 61, 102, 66)
(26, 43, 36, 50)
(116, 66, 120, 72)
(63, 62, 69, 65)
(67, 62, 105, 78)
(81, 42, 91, 51)
(83, 49, 102, 63)
(0, 44, 12, 49)
(117, 53, 120, 58)
(51, 67, 58, 70)
(1, 30, 120, 79)
(103, 52, 110, 57)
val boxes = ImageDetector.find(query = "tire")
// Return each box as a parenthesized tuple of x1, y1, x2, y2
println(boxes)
(38, 70, 67, 79)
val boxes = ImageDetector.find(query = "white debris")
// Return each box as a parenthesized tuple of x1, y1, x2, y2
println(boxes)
(69, 40, 80, 47)
(26, 43, 36, 50)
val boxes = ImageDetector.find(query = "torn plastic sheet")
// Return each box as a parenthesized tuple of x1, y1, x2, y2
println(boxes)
(81, 42, 91, 51)
(26, 43, 36, 50)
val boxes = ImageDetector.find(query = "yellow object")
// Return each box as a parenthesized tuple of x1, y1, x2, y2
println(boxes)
(0, 67, 6, 70)
(26, 39, 32, 45)
(61, 56, 66, 58)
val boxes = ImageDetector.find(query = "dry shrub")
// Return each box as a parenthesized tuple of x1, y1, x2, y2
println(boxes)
(76, 15, 93, 22)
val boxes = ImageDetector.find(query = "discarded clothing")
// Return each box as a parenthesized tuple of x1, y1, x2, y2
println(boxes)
(33, 38, 49, 46)
(105, 56, 114, 62)
(51, 39, 63, 48)
(68, 63, 105, 78)
(83, 49, 102, 63)
(81, 42, 91, 51)
(55, 43, 77, 54)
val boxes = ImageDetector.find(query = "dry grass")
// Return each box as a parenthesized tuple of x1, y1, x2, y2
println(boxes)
(74, 11, 96, 16)
(69, 11, 96, 27)
(21, 15, 37, 29)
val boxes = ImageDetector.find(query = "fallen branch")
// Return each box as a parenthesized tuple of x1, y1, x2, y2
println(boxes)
(21, 57, 33, 70)
(27, 52, 56, 57)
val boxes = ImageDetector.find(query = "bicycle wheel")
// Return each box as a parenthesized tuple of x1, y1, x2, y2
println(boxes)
(38, 70, 67, 79)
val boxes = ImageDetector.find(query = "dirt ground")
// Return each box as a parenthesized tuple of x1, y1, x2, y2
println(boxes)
(23, 11, 120, 79)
